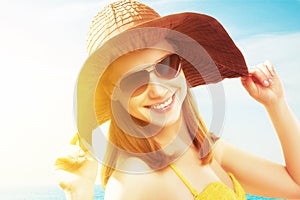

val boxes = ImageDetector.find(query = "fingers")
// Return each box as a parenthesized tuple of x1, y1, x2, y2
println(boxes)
(69, 133, 88, 152)
(264, 60, 275, 76)
(248, 60, 275, 87)
(54, 145, 89, 171)
(241, 74, 257, 93)
(70, 134, 79, 145)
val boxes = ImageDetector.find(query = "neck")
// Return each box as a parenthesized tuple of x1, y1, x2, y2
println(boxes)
(154, 115, 193, 155)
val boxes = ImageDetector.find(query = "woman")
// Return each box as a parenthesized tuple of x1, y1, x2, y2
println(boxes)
(54, 0, 300, 199)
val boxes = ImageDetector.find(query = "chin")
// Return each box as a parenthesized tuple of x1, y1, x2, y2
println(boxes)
(150, 110, 181, 127)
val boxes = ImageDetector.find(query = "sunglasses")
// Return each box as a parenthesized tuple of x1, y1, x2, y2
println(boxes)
(118, 54, 182, 95)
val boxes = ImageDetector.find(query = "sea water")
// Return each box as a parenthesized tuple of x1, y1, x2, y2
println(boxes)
(0, 185, 284, 200)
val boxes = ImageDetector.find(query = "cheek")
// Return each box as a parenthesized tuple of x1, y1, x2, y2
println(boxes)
(128, 97, 147, 119)
(173, 74, 188, 105)
(128, 99, 136, 115)
(172, 72, 188, 95)
(180, 82, 187, 100)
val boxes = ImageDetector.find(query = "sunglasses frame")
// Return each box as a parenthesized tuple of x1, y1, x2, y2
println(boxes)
(117, 53, 182, 95)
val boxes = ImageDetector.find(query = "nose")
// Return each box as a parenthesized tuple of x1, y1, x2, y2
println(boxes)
(147, 74, 168, 99)
(147, 83, 168, 99)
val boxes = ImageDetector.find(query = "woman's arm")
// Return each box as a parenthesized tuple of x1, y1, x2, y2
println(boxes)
(216, 61, 300, 198)
(53, 135, 98, 200)
(244, 61, 300, 185)
(265, 96, 300, 185)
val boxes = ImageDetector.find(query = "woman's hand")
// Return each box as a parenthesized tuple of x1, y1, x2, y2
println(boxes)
(53, 136, 98, 199)
(241, 60, 285, 107)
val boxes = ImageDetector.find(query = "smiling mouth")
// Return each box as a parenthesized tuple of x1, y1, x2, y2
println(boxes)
(147, 94, 175, 112)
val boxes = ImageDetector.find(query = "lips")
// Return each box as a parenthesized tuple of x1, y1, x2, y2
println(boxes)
(152, 96, 173, 110)
(146, 94, 175, 113)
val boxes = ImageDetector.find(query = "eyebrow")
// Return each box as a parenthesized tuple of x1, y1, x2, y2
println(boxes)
(123, 53, 175, 75)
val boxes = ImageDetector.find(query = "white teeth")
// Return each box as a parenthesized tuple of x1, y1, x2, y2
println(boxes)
(152, 97, 173, 110)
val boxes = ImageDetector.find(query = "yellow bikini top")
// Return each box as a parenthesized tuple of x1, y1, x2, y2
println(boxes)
(170, 164, 246, 200)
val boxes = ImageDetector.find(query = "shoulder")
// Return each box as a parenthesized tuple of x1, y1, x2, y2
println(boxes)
(213, 139, 241, 166)
(212, 139, 226, 164)
(104, 157, 164, 200)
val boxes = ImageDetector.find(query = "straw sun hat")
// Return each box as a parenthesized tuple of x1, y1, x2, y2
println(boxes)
(76, 0, 248, 149)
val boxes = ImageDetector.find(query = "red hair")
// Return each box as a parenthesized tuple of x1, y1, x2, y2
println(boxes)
(100, 89, 215, 188)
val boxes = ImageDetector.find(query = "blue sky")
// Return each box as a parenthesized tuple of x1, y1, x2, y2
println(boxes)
(148, 0, 300, 39)
(0, 0, 299, 187)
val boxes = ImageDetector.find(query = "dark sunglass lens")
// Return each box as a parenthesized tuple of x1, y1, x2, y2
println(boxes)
(155, 54, 181, 79)
(119, 70, 149, 94)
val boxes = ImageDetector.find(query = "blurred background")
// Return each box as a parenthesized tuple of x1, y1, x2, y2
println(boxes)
(0, 1, 299, 199)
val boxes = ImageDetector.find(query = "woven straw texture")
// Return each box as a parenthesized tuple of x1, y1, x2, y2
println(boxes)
(76, 0, 249, 146)
(86, 0, 160, 55)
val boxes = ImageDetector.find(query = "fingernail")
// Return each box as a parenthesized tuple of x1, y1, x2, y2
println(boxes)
(268, 79, 273, 85)
(263, 80, 269, 86)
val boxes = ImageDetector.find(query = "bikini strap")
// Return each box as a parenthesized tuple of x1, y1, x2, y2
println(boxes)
(170, 164, 198, 197)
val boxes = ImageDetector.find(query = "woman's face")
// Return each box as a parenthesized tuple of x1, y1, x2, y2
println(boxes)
(110, 48, 187, 128)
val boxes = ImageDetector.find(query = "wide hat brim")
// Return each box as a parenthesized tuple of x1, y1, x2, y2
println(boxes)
(76, 12, 248, 146)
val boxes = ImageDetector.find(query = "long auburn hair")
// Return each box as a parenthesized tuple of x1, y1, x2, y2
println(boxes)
(100, 88, 215, 188)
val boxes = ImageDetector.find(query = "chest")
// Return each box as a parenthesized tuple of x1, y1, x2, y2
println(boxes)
(150, 151, 234, 199)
